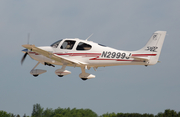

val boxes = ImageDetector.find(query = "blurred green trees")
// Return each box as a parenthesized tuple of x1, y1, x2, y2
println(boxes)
(1, 104, 180, 117)
(31, 103, 98, 117)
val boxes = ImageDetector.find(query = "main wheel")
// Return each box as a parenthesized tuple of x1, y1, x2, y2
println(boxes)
(81, 78, 88, 81)
(58, 75, 64, 77)
(33, 75, 39, 77)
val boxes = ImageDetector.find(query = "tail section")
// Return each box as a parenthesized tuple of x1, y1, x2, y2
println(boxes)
(135, 31, 166, 65)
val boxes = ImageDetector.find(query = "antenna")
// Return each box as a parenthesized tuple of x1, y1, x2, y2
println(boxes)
(85, 33, 93, 41)
(27, 33, 30, 44)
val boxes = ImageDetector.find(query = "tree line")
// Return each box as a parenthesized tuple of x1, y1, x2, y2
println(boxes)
(0, 103, 180, 117)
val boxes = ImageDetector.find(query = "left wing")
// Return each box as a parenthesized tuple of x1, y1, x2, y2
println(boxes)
(22, 44, 87, 66)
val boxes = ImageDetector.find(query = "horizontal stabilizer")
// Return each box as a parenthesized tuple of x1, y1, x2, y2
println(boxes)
(130, 56, 149, 61)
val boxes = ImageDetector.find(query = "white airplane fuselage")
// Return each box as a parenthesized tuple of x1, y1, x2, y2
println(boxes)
(27, 39, 145, 68)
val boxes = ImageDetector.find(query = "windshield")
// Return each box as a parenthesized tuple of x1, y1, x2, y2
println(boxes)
(50, 40, 62, 48)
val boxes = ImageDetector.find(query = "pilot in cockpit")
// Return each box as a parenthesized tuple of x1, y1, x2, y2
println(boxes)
(65, 41, 73, 49)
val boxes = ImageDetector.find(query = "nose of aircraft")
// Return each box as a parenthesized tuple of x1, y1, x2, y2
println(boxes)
(22, 49, 28, 53)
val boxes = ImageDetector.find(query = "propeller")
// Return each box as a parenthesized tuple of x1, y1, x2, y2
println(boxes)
(21, 33, 30, 65)
(21, 52, 28, 65)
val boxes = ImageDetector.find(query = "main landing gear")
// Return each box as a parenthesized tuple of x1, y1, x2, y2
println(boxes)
(55, 63, 71, 77)
(79, 67, 95, 81)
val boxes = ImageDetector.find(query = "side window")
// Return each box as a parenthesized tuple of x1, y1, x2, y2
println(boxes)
(60, 40, 75, 49)
(76, 42, 92, 50)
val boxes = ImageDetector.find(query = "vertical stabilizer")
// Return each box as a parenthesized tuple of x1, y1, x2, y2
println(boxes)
(137, 31, 166, 65)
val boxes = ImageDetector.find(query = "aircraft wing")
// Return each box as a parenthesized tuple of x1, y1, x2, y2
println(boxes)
(22, 44, 87, 66)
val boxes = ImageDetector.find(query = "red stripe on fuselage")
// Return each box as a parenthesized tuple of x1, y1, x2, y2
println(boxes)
(89, 57, 133, 61)
(131, 54, 157, 57)
(54, 53, 101, 57)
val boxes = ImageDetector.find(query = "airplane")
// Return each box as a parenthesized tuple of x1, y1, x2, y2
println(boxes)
(21, 31, 166, 80)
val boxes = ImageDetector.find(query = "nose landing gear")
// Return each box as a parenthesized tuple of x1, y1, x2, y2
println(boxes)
(30, 62, 47, 77)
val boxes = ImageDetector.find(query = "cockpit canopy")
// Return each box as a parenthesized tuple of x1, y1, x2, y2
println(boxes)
(50, 39, 92, 51)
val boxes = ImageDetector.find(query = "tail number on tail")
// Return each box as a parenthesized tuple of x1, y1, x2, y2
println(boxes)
(146, 46, 158, 52)
(101, 51, 131, 59)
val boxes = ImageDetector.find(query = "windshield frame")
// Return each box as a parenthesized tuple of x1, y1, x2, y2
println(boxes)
(50, 40, 62, 48)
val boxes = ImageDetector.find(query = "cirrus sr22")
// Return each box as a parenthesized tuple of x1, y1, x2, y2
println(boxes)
(21, 31, 166, 80)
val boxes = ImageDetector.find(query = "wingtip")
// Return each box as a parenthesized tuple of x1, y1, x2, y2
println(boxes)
(155, 31, 167, 34)
(22, 44, 35, 48)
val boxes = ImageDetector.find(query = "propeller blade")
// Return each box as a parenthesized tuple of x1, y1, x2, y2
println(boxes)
(21, 52, 28, 65)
